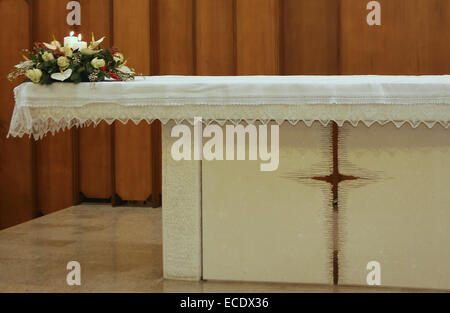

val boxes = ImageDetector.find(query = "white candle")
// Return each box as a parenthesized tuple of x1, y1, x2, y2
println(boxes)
(74, 34, 87, 50)
(72, 41, 87, 51)
(64, 31, 78, 48)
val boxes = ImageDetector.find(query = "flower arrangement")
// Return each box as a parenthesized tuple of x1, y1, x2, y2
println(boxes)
(8, 32, 135, 84)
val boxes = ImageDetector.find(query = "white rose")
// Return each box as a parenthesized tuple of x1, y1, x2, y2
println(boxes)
(62, 46, 73, 58)
(91, 57, 105, 69)
(25, 69, 42, 83)
(57, 56, 70, 70)
(42, 51, 54, 62)
(113, 53, 124, 63)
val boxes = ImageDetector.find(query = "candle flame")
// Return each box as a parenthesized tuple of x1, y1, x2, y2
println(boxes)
(78, 34, 82, 41)
(70, 31, 75, 37)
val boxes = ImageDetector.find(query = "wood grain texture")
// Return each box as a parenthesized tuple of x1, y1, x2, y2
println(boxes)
(415, 0, 450, 74)
(77, 0, 113, 199)
(0, 0, 35, 229)
(196, 0, 235, 75)
(236, 0, 280, 75)
(341, 0, 450, 74)
(79, 121, 112, 199)
(151, 120, 162, 207)
(32, 0, 76, 215)
(113, 0, 152, 201)
(155, 0, 194, 75)
(282, 0, 339, 74)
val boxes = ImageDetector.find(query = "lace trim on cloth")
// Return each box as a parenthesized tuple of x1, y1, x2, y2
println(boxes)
(8, 102, 450, 140)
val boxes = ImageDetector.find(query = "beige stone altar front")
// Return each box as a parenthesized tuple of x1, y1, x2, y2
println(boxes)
(8, 76, 450, 290)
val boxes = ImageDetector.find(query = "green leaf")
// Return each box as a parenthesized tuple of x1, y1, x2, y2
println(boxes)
(70, 71, 81, 83)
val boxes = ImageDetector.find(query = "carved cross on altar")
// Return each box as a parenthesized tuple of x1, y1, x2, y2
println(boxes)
(311, 123, 360, 285)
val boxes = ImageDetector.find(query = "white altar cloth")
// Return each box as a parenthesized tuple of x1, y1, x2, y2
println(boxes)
(8, 75, 450, 139)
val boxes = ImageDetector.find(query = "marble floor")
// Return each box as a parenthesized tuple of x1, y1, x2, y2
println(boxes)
(0, 204, 443, 293)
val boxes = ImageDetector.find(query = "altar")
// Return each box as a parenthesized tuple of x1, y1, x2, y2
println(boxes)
(8, 76, 450, 290)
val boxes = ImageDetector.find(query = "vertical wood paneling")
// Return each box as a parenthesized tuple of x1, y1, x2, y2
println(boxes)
(416, 0, 450, 74)
(79, 121, 112, 200)
(236, 0, 280, 75)
(196, 0, 235, 75)
(32, 0, 76, 214)
(151, 120, 162, 207)
(0, 0, 34, 229)
(341, 0, 450, 74)
(341, 0, 418, 74)
(113, 0, 152, 201)
(77, 0, 113, 200)
(283, 0, 339, 75)
(156, 0, 194, 75)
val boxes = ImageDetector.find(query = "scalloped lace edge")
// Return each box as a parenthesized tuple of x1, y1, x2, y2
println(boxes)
(8, 116, 450, 140)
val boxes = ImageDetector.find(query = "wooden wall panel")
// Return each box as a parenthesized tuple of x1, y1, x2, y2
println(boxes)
(32, 0, 76, 214)
(282, 0, 339, 75)
(341, 0, 450, 74)
(155, 0, 194, 75)
(415, 0, 450, 74)
(79, 121, 112, 200)
(113, 0, 152, 202)
(236, 0, 280, 75)
(78, 0, 113, 200)
(196, 0, 235, 75)
(0, 0, 35, 229)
